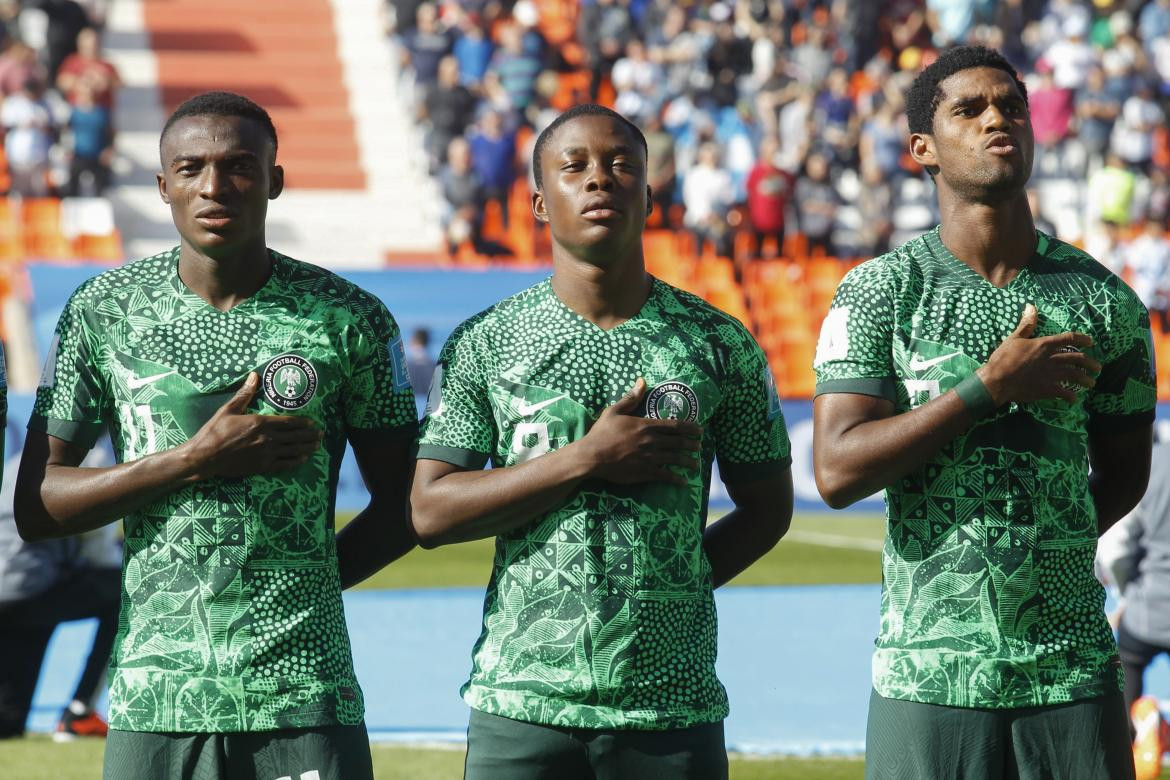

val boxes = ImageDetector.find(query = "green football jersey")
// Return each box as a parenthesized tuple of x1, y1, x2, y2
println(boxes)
(417, 278, 791, 729)
(814, 228, 1157, 709)
(30, 248, 417, 732)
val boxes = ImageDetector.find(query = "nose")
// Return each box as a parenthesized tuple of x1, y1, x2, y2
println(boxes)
(585, 160, 615, 192)
(199, 164, 230, 199)
(982, 104, 1010, 131)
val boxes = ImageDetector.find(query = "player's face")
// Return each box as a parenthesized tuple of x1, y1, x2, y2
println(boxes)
(157, 114, 283, 258)
(533, 114, 651, 262)
(912, 67, 1034, 202)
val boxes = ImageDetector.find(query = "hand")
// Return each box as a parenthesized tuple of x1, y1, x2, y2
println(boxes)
(576, 378, 703, 486)
(182, 373, 323, 480)
(977, 304, 1101, 405)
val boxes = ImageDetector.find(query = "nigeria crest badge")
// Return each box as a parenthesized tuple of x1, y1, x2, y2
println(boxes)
(645, 381, 699, 422)
(262, 354, 318, 410)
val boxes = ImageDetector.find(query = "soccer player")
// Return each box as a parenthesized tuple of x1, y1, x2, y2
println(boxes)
(14, 92, 418, 780)
(812, 46, 1155, 778)
(410, 104, 794, 779)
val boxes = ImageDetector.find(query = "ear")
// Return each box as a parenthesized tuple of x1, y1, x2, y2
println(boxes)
(532, 188, 548, 224)
(157, 172, 169, 204)
(268, 165, 284, 200)
(909, 132, 937, 170)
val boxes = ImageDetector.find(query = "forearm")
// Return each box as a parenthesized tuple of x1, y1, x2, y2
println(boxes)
(703, 506, 789, 588)
(336, 496, 416, 589)
(816, 391, 975, 508)
(411, 443, 594, 547)
(19, 446, 198, 540)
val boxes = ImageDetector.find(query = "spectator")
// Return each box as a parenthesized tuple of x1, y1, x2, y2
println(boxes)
(1077, 64, 1124, 166)
(795, 150, 840, 257)
(611, 39, 660, 124)
(745, 135, 793, 258)
(1139, 0, 1170, 49)
(1090, 152, 1139, 228)
(1125, 219, 1170, 331)
(65, 78, 110, 195)
(451, 11, 492, 88)
(643, 111, 676, 227)
(36, 0, 88, 81)
(856, 161, 894, 258)
(1029, 63, 1075, 177)
(2, 77, 56, 196)
(860, 98, 907, 182)
(401, 2, 452, 100)
(439, 136, 485, 257)
(1043, 13, 1096, 91)
(815, 67, 859, 169)
(467, 110, 516, 229)
(55, 26, 118, 109)
(1112, 82, 1163, 171)
(682, 141, 733, 258)
(406, 327, 434, 398)
(0, 447, 119, 740)
(1027, 188, 1057, 237)
(577, 0, 633, 101)
(421, 55, 476, 172)
(705, 11, 752, 109)
(483, 22, 542, 120)
(0, 39, 44, 97)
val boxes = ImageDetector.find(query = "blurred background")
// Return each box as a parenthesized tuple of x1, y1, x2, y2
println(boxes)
(1, 0, 1169, 777)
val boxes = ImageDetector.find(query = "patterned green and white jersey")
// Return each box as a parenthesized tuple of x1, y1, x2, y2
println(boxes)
(417, 278, 791, 730)
(30, 248, 417, 732)
(814, 228, 1157, 709)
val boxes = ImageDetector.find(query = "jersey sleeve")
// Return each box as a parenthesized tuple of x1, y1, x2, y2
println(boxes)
(709, 325, 792, 484)
(341, 298, 418, 434)
(813, 259, 899, 401)
(28, 288, 108, 449)
(415, 319, 495, 470)
(1084, 281, 1157, 432)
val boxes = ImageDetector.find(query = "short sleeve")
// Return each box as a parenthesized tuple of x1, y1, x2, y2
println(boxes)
(709, 328, 792, 484)
(415, 321, 495, 470)
(813, 260, 899, 401)
(341, 299, 418, 434)
(1084, 284, 1157, 433)
(28, 289, 107, 448)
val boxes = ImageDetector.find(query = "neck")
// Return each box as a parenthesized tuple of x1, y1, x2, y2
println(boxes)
(177, 238, 272, 311)
(550, 243, 650, 330)
(936, 187, 1035, 287)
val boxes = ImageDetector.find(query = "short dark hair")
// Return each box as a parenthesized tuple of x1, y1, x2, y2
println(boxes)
(532, 104, 647, 189)
(906, 46, 1027, 136)
(160, 91, 278, 155)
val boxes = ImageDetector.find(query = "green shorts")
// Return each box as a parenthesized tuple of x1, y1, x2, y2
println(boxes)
(464, 708, 728, 780)
(102, 723, 373, 780)
(865, 689, 1135, 780)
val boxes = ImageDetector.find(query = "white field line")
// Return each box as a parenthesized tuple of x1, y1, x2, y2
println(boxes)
(784, 530, 884, 552)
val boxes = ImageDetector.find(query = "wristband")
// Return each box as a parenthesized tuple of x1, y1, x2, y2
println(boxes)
(953, 373, 998, 419)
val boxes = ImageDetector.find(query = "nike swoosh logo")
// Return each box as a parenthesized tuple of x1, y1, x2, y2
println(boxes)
(127, 370, 176, 389)
(908, 353, 961, 371)
(517, 394, 566, 416)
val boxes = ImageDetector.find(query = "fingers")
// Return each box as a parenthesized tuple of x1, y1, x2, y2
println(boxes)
(1012, 303, 1038, 339)
(220, 372, 258, 415)
(1041, 331, 1094, 351)
(1050, 350, 1101, 376)
(606, 378, 648, 415)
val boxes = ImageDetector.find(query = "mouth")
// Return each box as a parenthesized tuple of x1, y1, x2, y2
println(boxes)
(194, 207, 239, 229)
(580, 199, 622, 221)
(985, 134, 1017, 155)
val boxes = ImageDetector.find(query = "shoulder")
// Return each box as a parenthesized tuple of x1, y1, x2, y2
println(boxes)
(66, 250, 176, 312)
(272, 253, 395, 326)
(838, 241, 915, 294)
(1035, 233, 1146, 312)
(445, 279, 552, 349)
(654, 280, 763, 364)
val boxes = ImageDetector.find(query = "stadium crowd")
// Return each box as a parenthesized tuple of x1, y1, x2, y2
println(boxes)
(0, 0, 117, 198)
(391, 0, 1170, 322)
